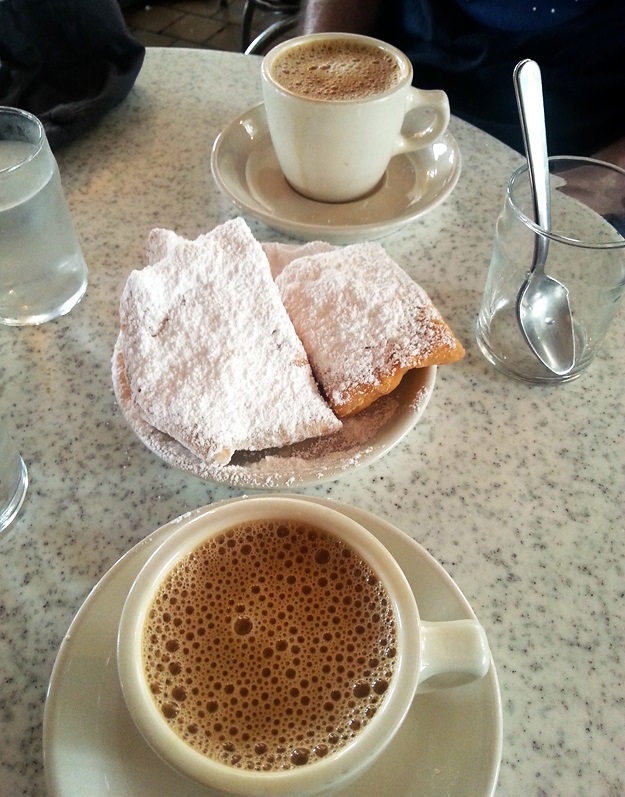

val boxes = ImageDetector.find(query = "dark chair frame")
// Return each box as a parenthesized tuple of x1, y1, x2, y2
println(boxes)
(241, 0, 300, 55)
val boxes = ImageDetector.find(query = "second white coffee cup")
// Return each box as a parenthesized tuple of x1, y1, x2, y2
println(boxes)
(118, 496, 490, 796)
(261, 33, 450, 203)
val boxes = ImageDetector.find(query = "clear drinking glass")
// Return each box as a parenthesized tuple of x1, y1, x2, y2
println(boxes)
(476, 156, 625, 383)
(0, 106, 88, 325)
(0, 419, 28, 535)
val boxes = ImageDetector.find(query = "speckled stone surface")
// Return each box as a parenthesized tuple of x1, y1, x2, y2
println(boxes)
(0, 48, 623, 797)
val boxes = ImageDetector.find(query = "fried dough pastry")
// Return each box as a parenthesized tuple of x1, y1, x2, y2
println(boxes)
(119, 218, 341, 465)
(275, 242, 465, 418)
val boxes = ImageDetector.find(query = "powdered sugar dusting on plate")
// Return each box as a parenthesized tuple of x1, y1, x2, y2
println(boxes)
(112, 336, 436, 489)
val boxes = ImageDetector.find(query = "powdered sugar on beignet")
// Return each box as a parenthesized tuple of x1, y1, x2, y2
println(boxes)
(262, 240, 335, 279)
(275, 242, 464, 418)
(119, 218, 341, 464)
(146, 227, 181, 265)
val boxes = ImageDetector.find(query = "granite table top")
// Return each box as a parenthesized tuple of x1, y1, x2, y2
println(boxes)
(0, 47, 623, 797)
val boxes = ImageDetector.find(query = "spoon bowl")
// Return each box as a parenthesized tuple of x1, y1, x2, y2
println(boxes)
(517, 267, 575, 376)
(513, 59, 575, 375)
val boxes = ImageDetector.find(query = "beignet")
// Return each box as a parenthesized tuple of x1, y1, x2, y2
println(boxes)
(119, 218, 341, 464)
(275, 242, 464, 418)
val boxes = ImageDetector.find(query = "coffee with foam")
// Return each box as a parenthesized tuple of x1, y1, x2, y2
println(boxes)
(142, 519, 397, 771)
(271, 38, 402, 101)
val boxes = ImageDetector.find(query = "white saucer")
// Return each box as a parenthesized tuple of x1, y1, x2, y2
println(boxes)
(43, 496, 502, 797)
(112, 335, 437, 490)
(211, 104, 461, 244)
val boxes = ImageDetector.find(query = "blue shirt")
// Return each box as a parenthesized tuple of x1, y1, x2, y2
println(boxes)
(380, 0, 623, 154)
(454, 0, 599, 32)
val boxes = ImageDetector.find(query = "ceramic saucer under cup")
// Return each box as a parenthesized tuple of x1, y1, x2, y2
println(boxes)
(211, 104, 461, 244)
(43, 496, 502, 797)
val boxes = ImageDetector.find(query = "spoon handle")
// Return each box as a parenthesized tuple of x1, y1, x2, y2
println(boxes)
(513, 59, 551, 267)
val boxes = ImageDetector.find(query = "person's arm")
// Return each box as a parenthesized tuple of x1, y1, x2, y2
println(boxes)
(594, 136, 625, 170)
(301, 0, 382, 35)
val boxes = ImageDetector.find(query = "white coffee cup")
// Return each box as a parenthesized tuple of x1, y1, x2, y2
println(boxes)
(117, 497, 489, 796)
(261, 33, 450, 203)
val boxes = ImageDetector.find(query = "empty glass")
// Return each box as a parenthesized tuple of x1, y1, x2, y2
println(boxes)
(476, 156, 625, 383)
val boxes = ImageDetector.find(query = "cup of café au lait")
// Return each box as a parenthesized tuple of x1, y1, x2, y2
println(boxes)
(117, 497, 490, 796)
(261, 33, 450, 203)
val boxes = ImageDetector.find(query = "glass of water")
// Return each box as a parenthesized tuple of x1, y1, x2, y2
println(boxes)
(0, 106, 88, 326)
(0, 418, 28, 535)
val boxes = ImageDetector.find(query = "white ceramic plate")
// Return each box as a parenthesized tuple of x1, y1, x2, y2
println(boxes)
(211, 104, 461, 244)
(43, 496, 502, 797)
(112, 335, 437, 490)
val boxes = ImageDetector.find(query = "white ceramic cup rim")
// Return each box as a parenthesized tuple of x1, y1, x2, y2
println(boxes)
(261, 32, 414, 105)
(117, 497, 421, 796)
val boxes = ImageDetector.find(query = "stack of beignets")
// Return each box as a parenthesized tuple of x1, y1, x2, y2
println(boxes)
(115, 218, 464, 465)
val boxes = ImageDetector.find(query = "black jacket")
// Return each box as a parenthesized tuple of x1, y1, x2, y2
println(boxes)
(0, 0, 145, 149)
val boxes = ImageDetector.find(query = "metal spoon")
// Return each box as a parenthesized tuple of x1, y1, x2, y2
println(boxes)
(514, 59, 575, 375)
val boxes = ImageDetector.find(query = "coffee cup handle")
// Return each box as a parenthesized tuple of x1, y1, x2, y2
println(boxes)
(416, 619, 491, 693)
(394, 87, 450, 153)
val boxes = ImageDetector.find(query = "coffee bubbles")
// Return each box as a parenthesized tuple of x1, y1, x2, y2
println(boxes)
(142, 520, 397, 771)
(271, 39, 402, 101)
